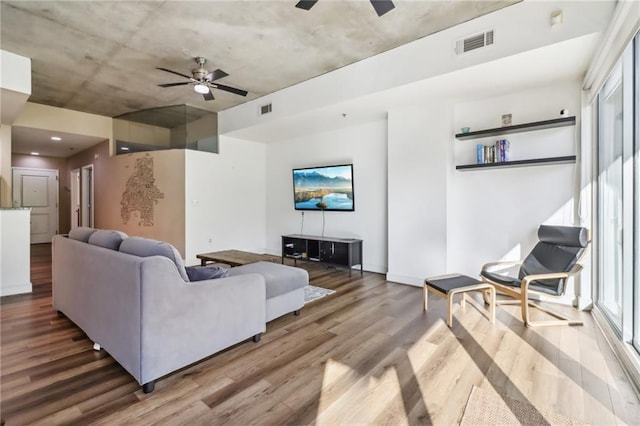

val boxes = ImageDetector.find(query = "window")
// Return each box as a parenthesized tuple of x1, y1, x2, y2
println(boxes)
(634, 35, 640, 352)
(596, 32, 638, 351)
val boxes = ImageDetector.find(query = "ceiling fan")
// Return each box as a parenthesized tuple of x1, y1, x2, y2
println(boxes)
(156, 57, 248, 101)
(295, 0, 395, 17)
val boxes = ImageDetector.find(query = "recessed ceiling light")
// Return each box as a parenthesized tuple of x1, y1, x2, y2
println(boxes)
(120, 146, 130, 151)
(51, 136, 61, 141)
(30, 152, 40, 156)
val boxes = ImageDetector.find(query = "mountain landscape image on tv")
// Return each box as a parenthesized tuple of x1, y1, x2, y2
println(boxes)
(293, 164, 354, 211)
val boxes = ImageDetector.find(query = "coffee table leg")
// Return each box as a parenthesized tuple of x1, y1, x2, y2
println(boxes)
(447, 292, 454, 327)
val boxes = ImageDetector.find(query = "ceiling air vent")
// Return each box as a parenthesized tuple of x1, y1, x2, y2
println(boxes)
(455, 30, 494, 55)
(259, 103, 272, 115)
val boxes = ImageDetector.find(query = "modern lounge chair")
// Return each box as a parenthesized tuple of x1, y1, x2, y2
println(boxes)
(480, 225, 590, 327)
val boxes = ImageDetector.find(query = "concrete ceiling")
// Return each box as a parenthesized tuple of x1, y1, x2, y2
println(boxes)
(0, 0, 519, 119)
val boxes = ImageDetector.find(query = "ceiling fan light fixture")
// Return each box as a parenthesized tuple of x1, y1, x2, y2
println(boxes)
(194, 84, 209, 94)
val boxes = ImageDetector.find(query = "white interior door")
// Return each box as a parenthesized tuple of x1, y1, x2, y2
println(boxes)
(12, 167, 59, 244)
(70, 168, 80, 229)
(81, 164, 94, 227)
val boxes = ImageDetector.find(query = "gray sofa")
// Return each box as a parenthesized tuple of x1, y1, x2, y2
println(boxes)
(52, 228, 308, 393)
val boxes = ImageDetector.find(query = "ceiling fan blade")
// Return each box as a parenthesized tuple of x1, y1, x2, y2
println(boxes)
(370, 0, 395, 17)
(205, 69, 229, 82)
(156, 67, 192, 80)
(213, 83, 248, 97)
(158, 82, 191, 87)
(203, 89, 215, 101)
(295, 0, 318, 11)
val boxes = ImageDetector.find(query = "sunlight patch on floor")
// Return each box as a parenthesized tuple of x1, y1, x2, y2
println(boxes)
(316, 354, 409, 425)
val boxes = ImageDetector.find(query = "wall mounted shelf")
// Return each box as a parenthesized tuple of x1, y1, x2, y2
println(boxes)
(456, 155, 576, 170)
(455, 116, 576, 140)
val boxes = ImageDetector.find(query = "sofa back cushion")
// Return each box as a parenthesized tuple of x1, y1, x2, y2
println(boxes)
(68, 227, 97, 242)
(119, 237, 190, 282)
(88, 229, 128, 250)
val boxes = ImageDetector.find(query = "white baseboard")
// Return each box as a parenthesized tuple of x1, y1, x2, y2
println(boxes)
(0, 282, 32, 297)
(385, 273, 423, 287)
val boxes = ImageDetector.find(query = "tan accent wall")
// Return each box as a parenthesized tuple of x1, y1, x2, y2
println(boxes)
(0, 125, 12, 207)
(67, 141, 186, 255)
(13, 103, 114, 155)
(12, 154, 69, 234)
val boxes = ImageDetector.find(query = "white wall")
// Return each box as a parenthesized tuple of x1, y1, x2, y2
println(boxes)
(385, 79, 581, 295)
(264, 120, 388, 273)
(387, 103, 451, 285)
(0, 50, 31, 94)
(447, 80, 581, 280)
(184, 136, 267, 265)
(0, 209, 32, 296)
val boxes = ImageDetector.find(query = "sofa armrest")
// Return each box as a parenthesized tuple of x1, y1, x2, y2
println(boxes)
(138, 257, 266, 384)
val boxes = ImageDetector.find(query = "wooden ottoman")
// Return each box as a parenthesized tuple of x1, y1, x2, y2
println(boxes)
(423, 274, 495, 327)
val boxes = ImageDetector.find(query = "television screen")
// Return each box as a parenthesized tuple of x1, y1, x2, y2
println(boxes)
(293, 164, 354, 211)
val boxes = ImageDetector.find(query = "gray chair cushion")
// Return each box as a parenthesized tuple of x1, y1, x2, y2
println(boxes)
(88, 229, 128, 250)
(228, 261, 308, 298)
(185, 265, 230, 282)
(538, 225, 588, 248)
(513, 225, 588, 296)
(68, 227, 97, 242)
(119, 237, 189, 282)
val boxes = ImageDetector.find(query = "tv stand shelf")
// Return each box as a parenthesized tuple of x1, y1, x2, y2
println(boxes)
(282, 234, 363, 276)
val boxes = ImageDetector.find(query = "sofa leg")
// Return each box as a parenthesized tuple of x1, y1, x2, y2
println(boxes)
(56, 311, 65, 318)
(252, 333, 261, 343)
(142, 381, 155, 393)
(92, 342, 101, 351)
(293, 309, 301, 316)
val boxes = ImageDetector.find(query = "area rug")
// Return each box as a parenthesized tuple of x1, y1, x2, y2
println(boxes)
(304, 285, 336, 304)
(460, 385, 587, 425)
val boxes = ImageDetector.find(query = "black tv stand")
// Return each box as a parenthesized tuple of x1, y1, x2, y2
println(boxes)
(281, 234, 363, 276)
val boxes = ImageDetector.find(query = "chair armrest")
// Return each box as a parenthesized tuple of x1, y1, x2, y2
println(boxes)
(481, 260, 522, 273)
(520, 264, 582, 291)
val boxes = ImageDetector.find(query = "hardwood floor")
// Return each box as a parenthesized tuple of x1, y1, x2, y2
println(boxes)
(1, 244, 639, 425)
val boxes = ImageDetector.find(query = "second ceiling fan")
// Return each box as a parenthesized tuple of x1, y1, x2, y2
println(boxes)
(295, 0, 395, 17)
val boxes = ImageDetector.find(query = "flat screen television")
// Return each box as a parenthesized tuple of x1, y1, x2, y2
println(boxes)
(292, 164, 354, 211)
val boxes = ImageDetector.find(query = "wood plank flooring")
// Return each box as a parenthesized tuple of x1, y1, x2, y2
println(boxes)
(1, 244, 639, 424)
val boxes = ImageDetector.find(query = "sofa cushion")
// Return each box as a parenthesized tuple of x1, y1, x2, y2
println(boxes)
(185, 265, 230, 282)
(88, 229, 128, 250)
(228, 261, 308, 298)
(119, 237, 190, 282)
(68, 227, 97, 242)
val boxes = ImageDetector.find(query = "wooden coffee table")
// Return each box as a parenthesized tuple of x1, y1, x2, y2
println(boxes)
(196, 250, 280, 267)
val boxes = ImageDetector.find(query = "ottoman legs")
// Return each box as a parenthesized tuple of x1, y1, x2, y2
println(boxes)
(424, 276, 495, 328)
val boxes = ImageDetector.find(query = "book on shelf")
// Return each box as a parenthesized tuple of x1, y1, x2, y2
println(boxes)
(476, 139, 510, 164)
